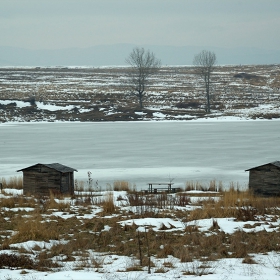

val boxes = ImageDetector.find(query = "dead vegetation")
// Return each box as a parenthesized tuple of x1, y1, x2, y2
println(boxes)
(0, 178, 280, 274)
(0, 64, 279, 122)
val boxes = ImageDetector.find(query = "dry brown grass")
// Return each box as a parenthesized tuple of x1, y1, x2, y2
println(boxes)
(41, 191, 71, 212)
(1, 65, 279, 122)
(185, 180, 223, 192)
(185, 181, 203, 191)
(8, 215, 60, 244)
(0, 178, 280, 273)
(187, 188, 280, 221)
(0, 195, 37, 209)
(100, 192, 116, 214)
(113, 180, 131, 191)
(0, 253, 34, 269)
(0, 196, 16, 208)
(1, 176, 23, 189)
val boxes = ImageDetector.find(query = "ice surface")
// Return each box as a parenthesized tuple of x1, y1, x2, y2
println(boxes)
(1, 120, 279, 190)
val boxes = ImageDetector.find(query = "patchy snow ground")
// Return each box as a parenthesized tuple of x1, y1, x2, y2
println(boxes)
(0, 99, 76, 111)
(0, 65, 279, 123)
(0, 189, 280, 279)
(1, 255, 280, 280)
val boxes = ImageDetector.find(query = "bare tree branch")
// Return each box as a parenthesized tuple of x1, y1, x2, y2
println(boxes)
(125, 47, 161, 109)
(193, 50, 217, 113)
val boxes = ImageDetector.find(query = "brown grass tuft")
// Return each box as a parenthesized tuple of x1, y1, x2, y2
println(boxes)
(113, 181, 131, 191)
(101, 192, 116, 214)
(9, 215, 60, 244)
(1, 176, 23, 189)
(242, 256, 257, 264)
(0, 253, 34, 269)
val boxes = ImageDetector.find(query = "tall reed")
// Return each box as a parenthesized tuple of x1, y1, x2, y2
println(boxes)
(1, 176, 23, 189)
(102, 192, 115, 214)
(113, 181, 130, 191)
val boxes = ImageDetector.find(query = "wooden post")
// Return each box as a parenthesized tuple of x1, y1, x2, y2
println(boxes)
(137, 231, 142, 266)
(145, 228, 151, 274)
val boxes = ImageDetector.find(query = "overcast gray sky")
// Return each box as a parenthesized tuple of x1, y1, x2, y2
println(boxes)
(1, 0, 280, 51)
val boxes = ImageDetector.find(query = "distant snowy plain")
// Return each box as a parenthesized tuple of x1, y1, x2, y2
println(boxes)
(1, 119, 279, 190)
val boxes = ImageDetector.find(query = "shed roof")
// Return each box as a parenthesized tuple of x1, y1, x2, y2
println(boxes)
(17, 163, 77, 173)
(245, 161, 280, 171)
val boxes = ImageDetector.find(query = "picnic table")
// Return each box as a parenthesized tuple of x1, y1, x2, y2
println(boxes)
(147, 182, 177, 193)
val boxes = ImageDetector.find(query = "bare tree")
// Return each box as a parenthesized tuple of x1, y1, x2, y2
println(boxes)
(193, 50, 217, 113)
(125, 47, 161, 109)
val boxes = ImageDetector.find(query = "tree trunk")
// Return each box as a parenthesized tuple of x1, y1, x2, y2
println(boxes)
(139, 93, 143, 110)
(206, 74, 211, 113)
(206, 90, 210, 113)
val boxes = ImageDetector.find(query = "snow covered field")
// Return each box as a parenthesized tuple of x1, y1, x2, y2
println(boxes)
(0, 65, 279, 122)
(0, 188, 280, 280)
(0, 65, 280, 279)
(1, 120, 280, 189)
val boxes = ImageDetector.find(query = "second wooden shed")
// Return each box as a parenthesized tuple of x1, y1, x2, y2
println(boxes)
(17, 163, 77, 196)
(245, 161, 280, 196)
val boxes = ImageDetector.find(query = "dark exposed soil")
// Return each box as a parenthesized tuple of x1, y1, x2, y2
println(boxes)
(0, 64, 279, 122)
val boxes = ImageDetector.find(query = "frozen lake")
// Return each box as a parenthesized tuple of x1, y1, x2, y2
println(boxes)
(1, 120, 279, 190)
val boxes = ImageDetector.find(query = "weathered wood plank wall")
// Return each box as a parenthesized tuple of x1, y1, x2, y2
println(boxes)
(248, 164, 280, 196)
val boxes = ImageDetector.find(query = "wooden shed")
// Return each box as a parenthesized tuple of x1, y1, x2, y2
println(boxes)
(17, 163, 77, 196)
(245, 161, 280, 196)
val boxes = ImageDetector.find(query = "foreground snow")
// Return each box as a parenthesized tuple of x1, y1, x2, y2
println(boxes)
(0, 189, 280, 279)
(1, 255, 280, 280)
